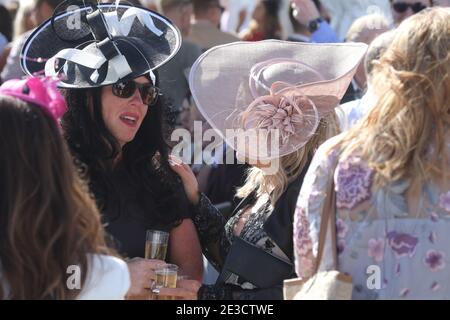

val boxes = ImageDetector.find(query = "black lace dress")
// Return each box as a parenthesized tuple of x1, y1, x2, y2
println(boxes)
(99, 162, 192, 259)
(192, 171, 308, 300)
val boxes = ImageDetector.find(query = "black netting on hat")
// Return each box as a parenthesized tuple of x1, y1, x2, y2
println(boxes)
(21, 3, 181, 88)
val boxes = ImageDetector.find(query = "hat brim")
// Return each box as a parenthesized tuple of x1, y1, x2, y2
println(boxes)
(189, 40, 367, 159)
(21, 4, 181, 88)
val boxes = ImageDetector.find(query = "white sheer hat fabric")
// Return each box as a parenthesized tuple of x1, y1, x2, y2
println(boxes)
(189, 40, 368, 161)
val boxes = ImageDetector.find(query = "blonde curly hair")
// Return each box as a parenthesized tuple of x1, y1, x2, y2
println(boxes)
(339, 7, 450, 187)
(237, 112, 340, 205)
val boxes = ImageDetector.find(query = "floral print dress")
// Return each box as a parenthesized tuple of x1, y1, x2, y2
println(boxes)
(294, 135, 450, 299)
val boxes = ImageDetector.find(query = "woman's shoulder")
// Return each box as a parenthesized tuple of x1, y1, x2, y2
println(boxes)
(316, 133, 346, 159)
(77, 254, 130, 300)
(281, 135, 344, 203)
(303, 133, 348, 180)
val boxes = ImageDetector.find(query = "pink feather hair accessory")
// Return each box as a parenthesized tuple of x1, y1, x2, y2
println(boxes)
(0, 77, 67, 123)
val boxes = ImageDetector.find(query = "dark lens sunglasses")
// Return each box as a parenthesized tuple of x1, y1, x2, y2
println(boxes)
(392, 2, 427, 13)
(112, 80, 160, 106)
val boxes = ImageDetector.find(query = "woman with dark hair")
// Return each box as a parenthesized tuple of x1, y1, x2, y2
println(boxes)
(61, 72, 203, 262)
(0, 77, 130, 299)
(241, 0, 281, 41)
(21, 3, 203, 299)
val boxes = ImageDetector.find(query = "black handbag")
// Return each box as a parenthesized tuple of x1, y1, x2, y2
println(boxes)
(216, 237, 295, 289)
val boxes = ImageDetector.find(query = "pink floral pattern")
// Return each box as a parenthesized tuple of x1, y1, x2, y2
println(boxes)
(293, 207, 315, 278)
(294, 137, 450, 299)
(336, 159, 374, 210)
(337, 239, 346, 255)
(336, 218, 349, 239)
(429, 232, 437, 244)
(395, 263, 401, 276)
(430, 212, 439, 222)
(294, 207, 313, 256)
(387, 232, 418, 258)
(400, 288, 410, 297)
(431, 282, 441, 292)
(368, 238, 385, 262)
(424, 250, 446, 272)
(240, 94, 318, 146)
(439, 192, 450, 212)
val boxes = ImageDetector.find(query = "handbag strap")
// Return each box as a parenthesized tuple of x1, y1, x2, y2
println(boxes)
(313, 153, 339, 273)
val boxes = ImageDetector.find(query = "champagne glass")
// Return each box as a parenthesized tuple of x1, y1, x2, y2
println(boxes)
(154, 264, 178, 300)
(145, 230, 169, 261)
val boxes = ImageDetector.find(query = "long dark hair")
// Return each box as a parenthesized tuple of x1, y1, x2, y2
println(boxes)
(0, 95, 112, 299)
(61, 74, 187, 228)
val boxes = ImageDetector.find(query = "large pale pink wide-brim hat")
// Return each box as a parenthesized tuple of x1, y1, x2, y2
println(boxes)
(189, 40, 367, 160)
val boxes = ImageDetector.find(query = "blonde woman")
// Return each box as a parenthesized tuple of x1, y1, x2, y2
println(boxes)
(294, 7, 450, 299)
(169, 40, 366, 299)
(13, 0, 35, 41)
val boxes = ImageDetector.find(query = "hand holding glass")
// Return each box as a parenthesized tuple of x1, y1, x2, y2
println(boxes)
(145, 230, 169, 261)
(154, 264, 178, 300)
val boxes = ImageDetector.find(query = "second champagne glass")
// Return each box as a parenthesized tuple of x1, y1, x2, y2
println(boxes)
(145, 230, 169, 260)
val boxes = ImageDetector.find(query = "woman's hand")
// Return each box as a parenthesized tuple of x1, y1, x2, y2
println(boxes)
(169, 155, 200, 206)
(125, 257, 166, 299)
(155, 279, 202, 300)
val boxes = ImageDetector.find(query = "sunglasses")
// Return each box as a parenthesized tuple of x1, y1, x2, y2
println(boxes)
(392, 2, 428, 13)
(112, 80, 160, 106)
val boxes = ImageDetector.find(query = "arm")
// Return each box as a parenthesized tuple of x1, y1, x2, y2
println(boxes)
(169, 156, 230, 270)
(291, 0, 340, 43)
(125, 258, 166, 299)
(293, 139, 339, 279)
(169, 218, 204, 282)
(191, 193, 229, 270)
(78, 255, 131, 300)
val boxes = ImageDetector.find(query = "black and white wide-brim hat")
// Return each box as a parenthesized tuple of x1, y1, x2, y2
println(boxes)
(21, 2, 181, 88)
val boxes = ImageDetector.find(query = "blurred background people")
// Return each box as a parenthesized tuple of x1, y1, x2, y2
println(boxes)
(389, 0, 432, 25)
(188, 0, 239, 51)
(0, 5, 12, 51)
(142, 0, 158, 10)
(156, 0, 202, 127)
(156, 0, 194, 37)
(320, 0, 392, 39)
(220, 0, 253, 34)
(1, 0, 64, 83)
(290, 0, 340, 42)
(0, 0, 36, 76)
(12, 0, 35, 41)
(240, 0, 282, 40)
(341, 13, 390, 103)
(337, 29, 396, 131)
(434, 0, 450, 6)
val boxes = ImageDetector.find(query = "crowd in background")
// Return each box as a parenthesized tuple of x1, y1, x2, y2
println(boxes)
(0, 0, 449, 300)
